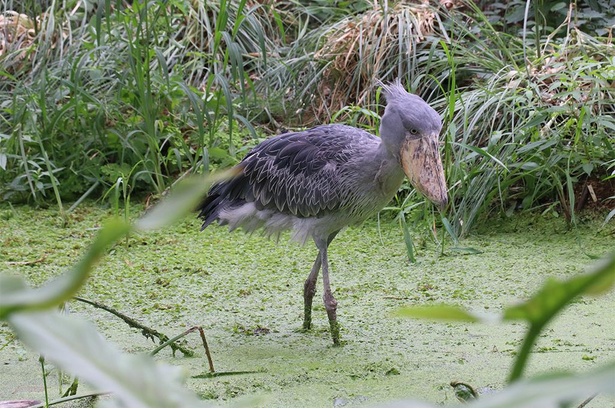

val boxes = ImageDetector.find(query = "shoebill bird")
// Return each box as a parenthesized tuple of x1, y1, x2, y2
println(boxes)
(198, 80, 448, 345)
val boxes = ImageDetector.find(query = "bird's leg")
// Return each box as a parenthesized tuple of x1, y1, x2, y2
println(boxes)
(303, 253, 321, 331)
(320, 244, 340, 345)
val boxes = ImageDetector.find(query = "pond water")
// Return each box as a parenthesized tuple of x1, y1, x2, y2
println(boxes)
(1, 204, 613, 406)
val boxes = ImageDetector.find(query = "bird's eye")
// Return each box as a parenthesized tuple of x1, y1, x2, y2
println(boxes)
(407, 128, 421, 139)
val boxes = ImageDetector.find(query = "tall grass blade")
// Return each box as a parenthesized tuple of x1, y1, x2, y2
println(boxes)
(399, 212, 416, 263)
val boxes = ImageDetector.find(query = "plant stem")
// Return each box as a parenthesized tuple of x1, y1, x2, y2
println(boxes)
(39, 356, 49, 408)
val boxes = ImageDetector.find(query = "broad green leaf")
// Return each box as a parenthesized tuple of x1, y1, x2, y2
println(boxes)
(9, 311, 203, 407)
(394, 305, 483, 322)
(503, 253, 615, 324)
(135, 172, 235, 232)
(208, 147, 230, 160)
(0, 219, 131, 319)
(470, 362, 615, 408)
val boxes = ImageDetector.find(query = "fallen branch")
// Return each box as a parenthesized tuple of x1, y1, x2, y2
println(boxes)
(5, 254, 46, 266)
(73, 297, 194, 357)
(150, 326, 215, 373)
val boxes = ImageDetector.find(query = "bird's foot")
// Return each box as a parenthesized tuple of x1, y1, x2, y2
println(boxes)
(323, 291, 340, 345)
(303, 309, 313, 331)
(329, 319, 342, 346)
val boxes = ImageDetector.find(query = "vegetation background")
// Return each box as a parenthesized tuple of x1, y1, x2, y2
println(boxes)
(0, 0, 613, 234)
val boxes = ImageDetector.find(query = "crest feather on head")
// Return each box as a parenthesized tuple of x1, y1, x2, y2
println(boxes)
(378, 79, 409, 102)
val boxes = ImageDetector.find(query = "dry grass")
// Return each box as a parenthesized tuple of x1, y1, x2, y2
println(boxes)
(0, 11, 38, 71)
(309, 1, 453, 119)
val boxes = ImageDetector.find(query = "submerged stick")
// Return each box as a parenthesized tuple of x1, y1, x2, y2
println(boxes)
(150, 326, 215, 373)
(73, 296, 194, 357)
(196, 326, 216, 373)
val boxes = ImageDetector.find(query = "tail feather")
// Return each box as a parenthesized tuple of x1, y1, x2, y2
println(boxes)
(197, 169, 250, 230)
(197, 190, 223, 230)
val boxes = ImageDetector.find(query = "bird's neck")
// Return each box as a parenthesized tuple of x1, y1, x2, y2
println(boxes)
(375, 139, 401, 167)
(373, 142, 405, 195)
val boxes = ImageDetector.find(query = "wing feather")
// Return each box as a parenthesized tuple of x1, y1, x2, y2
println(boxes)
(198, 124, 379, 226)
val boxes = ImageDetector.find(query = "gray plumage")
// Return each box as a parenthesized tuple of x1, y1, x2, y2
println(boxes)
(200, 124, 404, 243)
(198, 80, 448, 345)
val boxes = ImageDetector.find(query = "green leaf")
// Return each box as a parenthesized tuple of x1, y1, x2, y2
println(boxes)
(503, 253, 615, 324)
(9, 311, 203, 407)
(0, 219, 131, 319)
(581, 162, 594, 176)
(441, 217, 459, 246)
(603, 208, 615, 227)
(506, 254, 615, 381)
(394, 305, 483, 322)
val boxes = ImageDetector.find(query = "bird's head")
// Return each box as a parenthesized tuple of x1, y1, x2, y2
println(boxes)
(379, 80, 448, 209)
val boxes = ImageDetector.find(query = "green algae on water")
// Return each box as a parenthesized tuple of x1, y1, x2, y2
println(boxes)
(1, 203, 614, 407)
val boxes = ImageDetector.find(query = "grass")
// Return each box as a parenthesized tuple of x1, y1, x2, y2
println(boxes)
(0, 0, 613, 237)
(0, 0, 271, 204)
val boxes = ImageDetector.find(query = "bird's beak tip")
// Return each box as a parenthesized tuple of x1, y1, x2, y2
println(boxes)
(436, 196, 448, 211)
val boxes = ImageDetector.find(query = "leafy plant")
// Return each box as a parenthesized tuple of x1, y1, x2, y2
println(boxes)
(1, 0, 612, 241)
(427, 3, 615, 236)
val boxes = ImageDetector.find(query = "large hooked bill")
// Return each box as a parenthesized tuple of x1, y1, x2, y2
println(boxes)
(400, 133, 448, 209)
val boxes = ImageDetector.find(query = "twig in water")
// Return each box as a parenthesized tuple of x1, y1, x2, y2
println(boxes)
(150, 326, 215, 373)
(32, 391, 109, 408)
(5, 254, 46, 266)
(73, 297, 194, 357)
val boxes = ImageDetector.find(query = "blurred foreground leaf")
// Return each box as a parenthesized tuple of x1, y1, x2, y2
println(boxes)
(1, 174, 229, 319)
(136, 171, 235, 231)
(506, 252, 615, 381)
(503, 253, 615, 324)
(395, 253, 615, 383)
(385, 363, 615, 408)
(9, 311, 203, 407)
(469, 362, 615, 408)
(2, 173, 228, 406)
